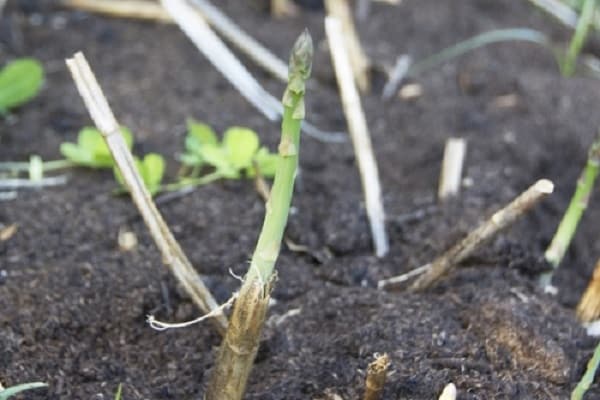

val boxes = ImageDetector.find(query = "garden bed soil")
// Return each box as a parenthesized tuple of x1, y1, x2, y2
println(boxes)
(2, 0, 600, 398)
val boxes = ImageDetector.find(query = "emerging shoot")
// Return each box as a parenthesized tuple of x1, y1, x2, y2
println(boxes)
(204, 30, 312, 400)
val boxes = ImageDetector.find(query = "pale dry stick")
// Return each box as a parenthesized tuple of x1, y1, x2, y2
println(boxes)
(162, 0, 345, 143)
(438, 138, 467, 201)
(188, 0, 289, 82)
(61, 0, 172, 22)
(438, 383, 457, 400)
(363, 353, 391, 400)
(65, 52, 227, 334)
(527, 0, 579, 29)
(577, 258, 600, 323)
(61, 0, 290, 83)
(381, 54, 412, 100)
(377, 263, 430, 290)
(326, 16, 389, 257)
(409, 179, 554, 291)
(161, 0, 280, 121)
(325, 0, 371, 92)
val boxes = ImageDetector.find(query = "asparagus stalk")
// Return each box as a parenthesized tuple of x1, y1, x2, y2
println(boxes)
(541, 131, 600, 287)
(204, 30, 312, 400)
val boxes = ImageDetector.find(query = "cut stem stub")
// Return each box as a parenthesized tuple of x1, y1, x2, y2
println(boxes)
(65, 52, 227, 334)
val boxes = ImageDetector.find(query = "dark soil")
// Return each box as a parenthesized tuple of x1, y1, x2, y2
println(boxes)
(2, 0, 600, 398)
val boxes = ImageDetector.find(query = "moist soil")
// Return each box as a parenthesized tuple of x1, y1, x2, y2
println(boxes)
(2, 0, 600, 399)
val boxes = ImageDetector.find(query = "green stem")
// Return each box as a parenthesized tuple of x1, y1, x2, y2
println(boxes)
(541, 133, 600, 286)
(0, 159, 75, 173)
(204, 30, 312, 400)
(160, 170, 223, 192)
(562, 0, 597, 76)
(572, 340, 600, 400)
(0, 382, 47, 400)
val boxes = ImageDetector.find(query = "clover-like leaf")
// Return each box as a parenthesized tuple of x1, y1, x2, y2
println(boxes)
(250, 147, 279, 178)
(61, 126, 133, 168)
(223, 127, 260, 170)
(200, 144, 239, 178)
(140, 153, 165, 195)
(0, 58, 44, 113)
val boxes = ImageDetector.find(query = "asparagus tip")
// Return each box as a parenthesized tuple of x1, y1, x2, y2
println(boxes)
(290, 29, 313, 79)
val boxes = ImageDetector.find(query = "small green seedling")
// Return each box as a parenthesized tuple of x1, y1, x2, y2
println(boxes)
(61, 126, 133, 168)
(0, 58, 44, 113)
(0, 382, 48, 400)
(572, 339, 600, 400)
(114, 153, 165, 195)
(114, 383, 123, 400)
(181, 119, 278, 179)
(562, 0, 597, 76)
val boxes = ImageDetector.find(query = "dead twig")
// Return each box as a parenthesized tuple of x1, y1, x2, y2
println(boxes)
(325, 0, 371, 92)
(61, 0, 172, 22)
(65, 52, 227, 334)
(438, 137, 467, 201)
(325, 16, 388, 257)
(363, 353, 391, 400)
(408, 179, 554, 291)
(577, 258, 600, 323)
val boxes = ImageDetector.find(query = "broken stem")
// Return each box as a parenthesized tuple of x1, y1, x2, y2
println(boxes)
(363, 353, 391, 400)
(325, 16, 388, 257)
(541, 132, 600, 287)
(65, 52, 227, 334)
(325, 0, 371, 92)
(409, 179, 554, 291)
(438, 137, 467, 201)
(576, 258, 600, 323)
(204, 31, 312, 400)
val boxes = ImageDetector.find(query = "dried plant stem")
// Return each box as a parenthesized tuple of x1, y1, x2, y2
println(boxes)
(188, 0, 289, 82)
(577, 259, 600, 323)
(438, 138, 467, 201)
(205, 31, 312, 400)
(541, 133, 600, 288)
(65, 52, 227, 334)
(363, 354, 391, 400)
(61, 0, 172, 22)
(325, 16, 388, 257)
(325, 0, 371, 92)
(409, 179, 554, 291)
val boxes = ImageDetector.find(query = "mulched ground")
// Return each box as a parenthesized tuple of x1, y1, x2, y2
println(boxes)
(2, 0, 600, 398)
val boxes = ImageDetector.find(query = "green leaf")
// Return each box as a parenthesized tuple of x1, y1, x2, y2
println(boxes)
(253, 147, 279, 177)
(223, 127, 260, 170)
(187, 119, 218, 148)
(140, 153, 165, 195)
(61, 126, 133, 168)
(200, 144, 238, 178)
(0, 58, 44, 112)
(0, 382, 47, 400)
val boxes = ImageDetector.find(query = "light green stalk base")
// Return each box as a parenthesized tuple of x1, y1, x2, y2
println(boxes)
(562, 0, 596, 76)
(204, 30, 312, 400)
(572, 339, 600, 400)
(541, 134, 600, 287)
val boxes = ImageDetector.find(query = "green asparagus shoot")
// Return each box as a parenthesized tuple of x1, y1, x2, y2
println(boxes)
(114, 383, 123, 400)
(541, 131, 600, 287)
(0, 382, 48, 400)
(0, 58, 44, 113)
(61, 126, 133, 168)
(572, 339, 600, 400)
(562, 0, 597, 76)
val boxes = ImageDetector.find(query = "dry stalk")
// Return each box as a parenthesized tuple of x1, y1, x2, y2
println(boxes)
(438, 137, 467, 201)
(408, 179, 554, 291)
(363, 353, 391, 400)
(61, 0, 172, 22)
(577, 259, 600, 323)
(325, 0, 371, 92)
(65, 52, 227, 334)
(325, 16, 388, 257)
